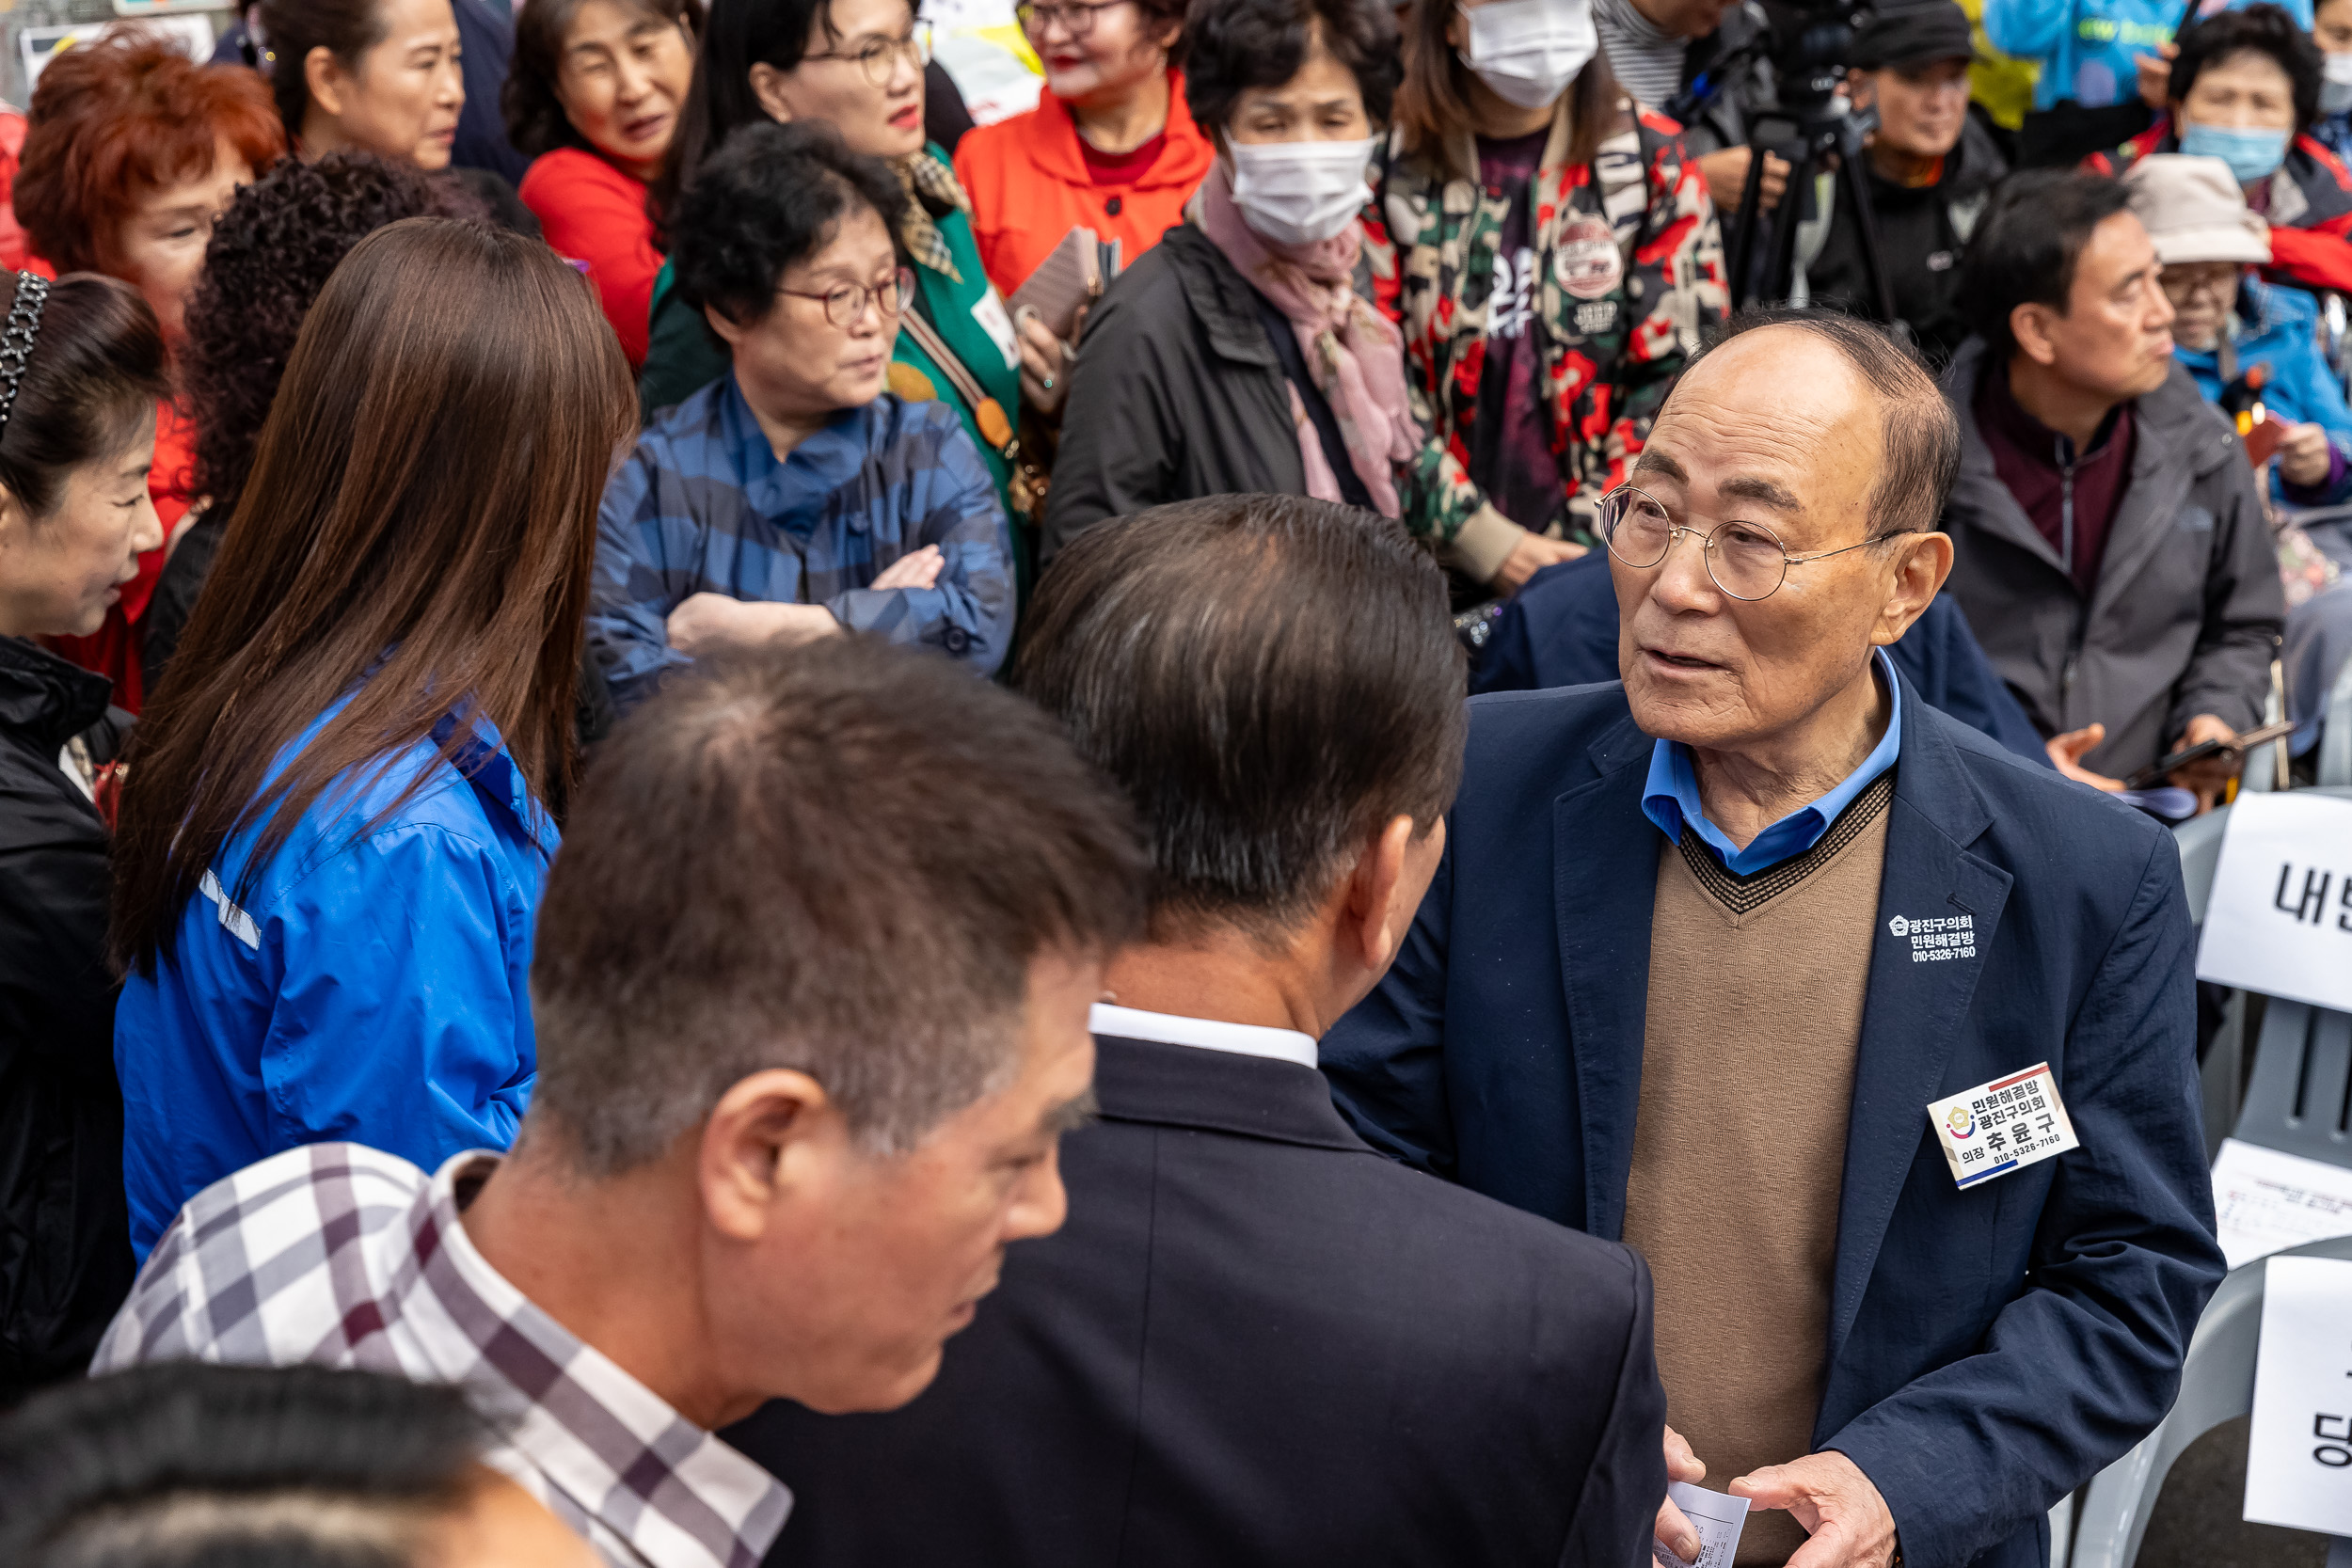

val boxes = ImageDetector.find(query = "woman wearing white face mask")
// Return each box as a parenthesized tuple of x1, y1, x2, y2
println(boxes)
(1041, 0, 1416, 558)
(1374, 0, 1726, 598)
(2086, 3, 2352, 296)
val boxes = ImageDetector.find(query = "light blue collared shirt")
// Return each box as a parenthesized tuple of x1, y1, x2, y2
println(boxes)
(1641, 648, 1903, 876)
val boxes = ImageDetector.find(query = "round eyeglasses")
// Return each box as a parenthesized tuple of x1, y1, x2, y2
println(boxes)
(1015, 0, 1134, 37)
(779, 266, 917, 329)
(1597, 484, 1915, 601)
(803, 24, 932, 87)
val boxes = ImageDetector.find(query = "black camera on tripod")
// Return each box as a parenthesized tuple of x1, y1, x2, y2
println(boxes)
(1719, 0, 1902, 323)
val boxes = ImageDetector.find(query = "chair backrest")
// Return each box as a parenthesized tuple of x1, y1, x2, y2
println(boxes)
(2235, 1000, 2352, 1167)
(2067, 1232, 2352, 1568)
(2323, 651, 2352, 789)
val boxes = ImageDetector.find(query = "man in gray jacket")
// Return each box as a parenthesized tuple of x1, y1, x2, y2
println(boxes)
(1943, 168, 2282, 806)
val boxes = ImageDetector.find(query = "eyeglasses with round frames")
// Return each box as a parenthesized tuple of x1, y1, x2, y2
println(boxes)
(1015, 0, 1134, 38)
(802, 23, 933, 87)
(1597, 484, 1916, 601)
(778, 266, 918, 329)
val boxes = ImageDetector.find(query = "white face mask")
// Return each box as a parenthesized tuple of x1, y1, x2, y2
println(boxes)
(1228, 137, 1379, 245)
(2323, 50, 2352, 115)
(1457, 0, 1599, 111)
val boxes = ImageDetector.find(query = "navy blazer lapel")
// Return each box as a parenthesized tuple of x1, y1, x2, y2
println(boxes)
(1553, 711, 1659, 1242)
(1828, 687, 2015, 1361)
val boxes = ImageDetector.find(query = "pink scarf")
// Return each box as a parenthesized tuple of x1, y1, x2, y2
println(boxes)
(1192, 161, 1419, 517)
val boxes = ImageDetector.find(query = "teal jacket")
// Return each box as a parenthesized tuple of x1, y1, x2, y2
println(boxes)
(1984, 0, 2312, 111)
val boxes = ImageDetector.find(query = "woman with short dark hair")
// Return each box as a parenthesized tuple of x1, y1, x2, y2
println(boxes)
(1375, 0, 1726, 599)
(592, 121, 1013, 709)
(637, 0, 1067, 595)
(1041, 0, 1418, 558)
(2086, 1, 2352, 295)
(110, 218, 636, 1259)
(506, 0, 701, 366)
(0, 269, 170, 1401)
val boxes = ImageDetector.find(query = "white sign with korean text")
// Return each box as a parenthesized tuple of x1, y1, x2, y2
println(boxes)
(2245, 1255, 2352, 1536)
(2196, 792, 2352, 1015)
(1927, 1064, 2080, 1190)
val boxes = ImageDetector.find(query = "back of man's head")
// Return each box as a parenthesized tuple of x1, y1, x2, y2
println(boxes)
(1958, 169, 2137, 363)
(1014, 495, 1466, 944)
(0, 1363, 581, 1568)
(529, 637, 1147, 1176)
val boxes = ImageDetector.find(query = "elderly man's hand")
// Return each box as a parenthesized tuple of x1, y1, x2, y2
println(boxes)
(1654, 1425, 1708, 1563)
(2045, 723, 2128, 792)
(1731, 1451, 1897, 1568)
(2168, 713, 2243, 815)
(2277, 422, 2335, 489)
(1695, 147, 1790, 214)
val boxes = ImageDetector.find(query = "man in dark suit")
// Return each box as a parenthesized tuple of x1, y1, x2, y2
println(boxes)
(1326, 313, 2226, 1568)
(726, 495, 1670, 1567)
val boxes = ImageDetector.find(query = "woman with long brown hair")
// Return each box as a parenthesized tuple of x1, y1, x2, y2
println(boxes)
(107, 217, 634, 1259)
(1371, 0, 1726, 599)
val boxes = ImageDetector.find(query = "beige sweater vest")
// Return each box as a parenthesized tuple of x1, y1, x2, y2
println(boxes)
(1622, 774, 1894, 1565)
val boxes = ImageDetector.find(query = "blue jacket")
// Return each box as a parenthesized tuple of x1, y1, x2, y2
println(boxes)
(116, 698, 554, 1259)
(590, 375, 1015, 711)
(1322, 677, 2226, 1568)
(1984, 0, 2311, 112)
(1472, 553, 2054, 765)
(2176, 277, 2352, 508)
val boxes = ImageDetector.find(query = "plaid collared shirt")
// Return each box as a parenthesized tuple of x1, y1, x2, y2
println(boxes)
(93, 1144, 791, 1568)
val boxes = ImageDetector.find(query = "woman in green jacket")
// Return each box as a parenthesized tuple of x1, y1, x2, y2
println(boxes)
(643, 0, 1067, 589)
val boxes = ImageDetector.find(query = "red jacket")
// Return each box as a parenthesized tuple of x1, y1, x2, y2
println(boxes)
(519, 147, 661, 368)
(2088, 119, 2352, 296)
(951, 71, 1216, 301)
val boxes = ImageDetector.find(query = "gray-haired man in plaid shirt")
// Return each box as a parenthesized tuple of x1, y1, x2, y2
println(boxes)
(96, 639, 1148, 1568)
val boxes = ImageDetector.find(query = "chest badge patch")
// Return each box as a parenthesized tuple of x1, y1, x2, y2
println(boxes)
(1551, 214, 1625, 300)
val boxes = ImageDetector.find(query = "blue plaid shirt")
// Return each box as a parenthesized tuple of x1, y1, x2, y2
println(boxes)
(590, 374, 1014, 709)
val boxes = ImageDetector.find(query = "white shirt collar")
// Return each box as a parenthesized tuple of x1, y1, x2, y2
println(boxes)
(1089, 1003, 1319, 1069)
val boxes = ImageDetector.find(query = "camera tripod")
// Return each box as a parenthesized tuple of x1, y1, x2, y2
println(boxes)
(1724, 95, 1900, 327)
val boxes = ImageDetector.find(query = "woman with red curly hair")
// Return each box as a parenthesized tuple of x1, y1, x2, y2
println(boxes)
(12, 28, 282, 710)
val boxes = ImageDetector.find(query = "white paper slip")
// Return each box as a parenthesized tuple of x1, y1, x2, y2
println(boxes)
(1653, 1482, 1749, 1568)
(2245, 1255, 2352, 1536)
(1927, 1063, 2079, 1190)
(2194, 791, 2352, 1015)
(2213, 1137, 2352, 1270)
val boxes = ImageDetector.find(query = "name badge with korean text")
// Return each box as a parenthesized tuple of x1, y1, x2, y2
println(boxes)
(1927, 1063, 2079, 1189)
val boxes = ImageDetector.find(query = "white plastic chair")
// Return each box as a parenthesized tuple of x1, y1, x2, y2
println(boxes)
(2068, 1233, 2352, 1567)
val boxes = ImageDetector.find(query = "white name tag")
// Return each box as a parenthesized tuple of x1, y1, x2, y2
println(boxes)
(1927, 1063, 2079, 1190)
(970, 291, 1022, 371)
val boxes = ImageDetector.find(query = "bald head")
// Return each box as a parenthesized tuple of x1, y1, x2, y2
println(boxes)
(1666, 313, 1959, 543)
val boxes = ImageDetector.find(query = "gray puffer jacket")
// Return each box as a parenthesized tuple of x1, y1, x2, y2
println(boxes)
(1940, 339, 2284, 779)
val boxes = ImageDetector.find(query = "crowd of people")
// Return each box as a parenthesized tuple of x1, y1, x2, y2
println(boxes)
(1, 0, 2349, 1563)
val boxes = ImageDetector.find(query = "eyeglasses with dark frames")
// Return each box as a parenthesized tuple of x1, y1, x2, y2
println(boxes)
(778, 266, 918, 329)
(802, 23, 933, 87)
(1015, 0, 1136, 38)
(1597, 483, 1916, 601)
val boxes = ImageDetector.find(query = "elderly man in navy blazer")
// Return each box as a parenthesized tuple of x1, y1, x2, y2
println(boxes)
(1326, 312, 2226, 1568)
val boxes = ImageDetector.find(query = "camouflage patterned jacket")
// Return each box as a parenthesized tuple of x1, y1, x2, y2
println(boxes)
(1365, 101, 1728, 581)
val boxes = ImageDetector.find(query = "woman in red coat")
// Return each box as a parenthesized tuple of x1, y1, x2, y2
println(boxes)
(10, 27, 282, 712)
(951, 0, 1214, 300)
(507, 0, 700, 368)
